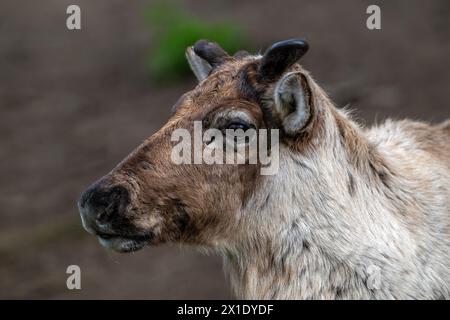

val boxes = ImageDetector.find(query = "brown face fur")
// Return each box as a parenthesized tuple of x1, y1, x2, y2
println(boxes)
(102, 57, 268, 246)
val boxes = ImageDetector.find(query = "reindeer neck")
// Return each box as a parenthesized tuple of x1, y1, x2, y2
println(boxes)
(220, 232, 372, 299)
(218, 109, 400, 299)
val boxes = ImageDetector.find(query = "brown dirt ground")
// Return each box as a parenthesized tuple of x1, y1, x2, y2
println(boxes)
(0, 0, 449, 299)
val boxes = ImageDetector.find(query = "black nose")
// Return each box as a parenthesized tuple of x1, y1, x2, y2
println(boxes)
(78, 183, 130, 234)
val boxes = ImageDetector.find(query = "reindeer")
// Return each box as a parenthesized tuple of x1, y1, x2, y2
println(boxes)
(78, 39, 450, 299)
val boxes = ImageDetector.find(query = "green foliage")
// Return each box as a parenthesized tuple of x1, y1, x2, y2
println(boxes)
(145, 1, 248, 83)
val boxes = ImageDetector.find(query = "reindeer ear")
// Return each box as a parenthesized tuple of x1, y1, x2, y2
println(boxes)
(185, 46, 212, 81)
(273, 72, 312, 136)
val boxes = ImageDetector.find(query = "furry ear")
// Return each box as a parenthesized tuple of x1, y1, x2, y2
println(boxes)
(273, 72, 312, 136)
(185, 46, 212, 81)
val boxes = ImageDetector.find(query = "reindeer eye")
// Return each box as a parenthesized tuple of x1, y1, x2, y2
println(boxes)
(226, 121, 253, 131)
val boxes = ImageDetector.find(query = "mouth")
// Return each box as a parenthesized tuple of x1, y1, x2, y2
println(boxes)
(96, 233, 153, 253)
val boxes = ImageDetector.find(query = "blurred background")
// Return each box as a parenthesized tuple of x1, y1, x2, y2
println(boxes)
(0, 0, 449, 299)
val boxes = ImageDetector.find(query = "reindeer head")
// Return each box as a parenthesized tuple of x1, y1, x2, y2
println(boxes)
(78, 39, 338, 253)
